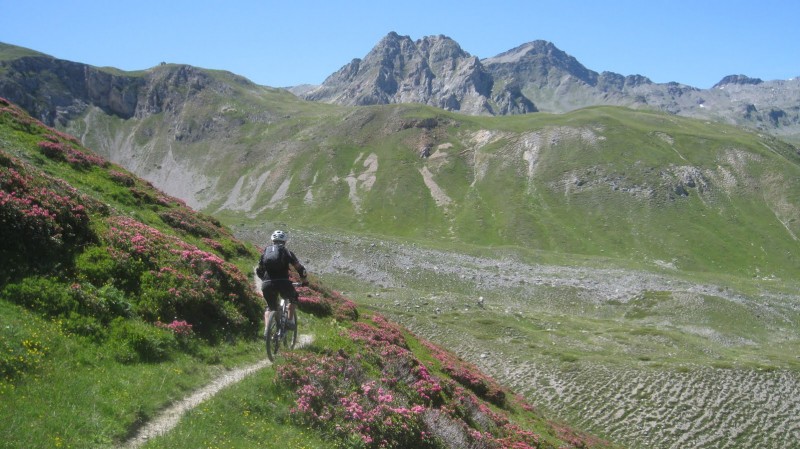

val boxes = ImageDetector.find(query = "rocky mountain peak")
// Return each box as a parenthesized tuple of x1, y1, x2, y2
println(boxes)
(483, 40, 597, 87)
(713, 74, 764, 88)
(416, 34, 468, 56)
(483, 40, 561, 64)
(302, 32, 534, 115)
(299, 32, 794, 137)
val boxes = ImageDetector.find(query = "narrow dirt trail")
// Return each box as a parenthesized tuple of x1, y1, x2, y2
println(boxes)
(120, 334, 313, 449)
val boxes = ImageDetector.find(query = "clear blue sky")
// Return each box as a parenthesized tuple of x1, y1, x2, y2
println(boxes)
(2, 0, 798, 89)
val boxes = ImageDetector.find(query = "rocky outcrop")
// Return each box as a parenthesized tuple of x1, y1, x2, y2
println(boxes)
(0, 49, 236, 129)
(713, 74, 763, 88)
(136, 64, 234, 117)
(483, 40, 600, 88)
(302, 32, 536, 115)
(0, 55, 143, 125)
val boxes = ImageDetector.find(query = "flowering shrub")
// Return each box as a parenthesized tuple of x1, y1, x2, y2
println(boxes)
(108, 167, 188, 209)
(156, 319, 194, 336)
(0, 97, 264, 352)
(105, 216, 170, 269)
(108, 169, 136, 187)
(295, 286, 359, 321)
(0, 98, 98, 169)
(0, 97, 39, 132)
(349, 314, 407, 347)
(200, 236, 251, 259)
(0, 150, 95, 281)
(296, 291, 333, 316)
(0, 160, 92, 243)
(103, 216, 262, 339)
(274, 312, 565, 448)
(202, 237, 224, 253)
(278, 352, 438, 449)
(158, 194, 186, 207)
(410, 362, 446, 406)
(327, 290, 360, 321)
(159, 207, 222, 238)
(37, 137, 107, 169)
(128, 186, 159, 205)
(548, 421, 608, 449)
(422, 339, 507, 408)
(45, 128, 81, 145)
(156, 319, 194, 347)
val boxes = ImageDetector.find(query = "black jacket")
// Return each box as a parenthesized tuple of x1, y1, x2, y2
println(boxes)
(256, 244, 307, 281)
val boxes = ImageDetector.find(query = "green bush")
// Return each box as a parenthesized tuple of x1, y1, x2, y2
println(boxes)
(0, 277, 76, 317)
(1, 277, 132, 334)
(108, 318, 177, 363)
(71, 283, 131, 323)
(75, 246, 116, 286)
(92, 246, 152, 295)
(61, 311, 106, 341)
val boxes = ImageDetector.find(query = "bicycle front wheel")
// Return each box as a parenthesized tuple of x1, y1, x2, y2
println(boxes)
(265, 313, 280, 361)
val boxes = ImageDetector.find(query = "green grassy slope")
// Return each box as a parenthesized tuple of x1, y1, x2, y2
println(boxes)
(7, 56, 799, 448)
(0, 42, 51, 61)
(68, 72, 800, 281)
(200, 102, 800, 280)
(0, 98, 612, 448)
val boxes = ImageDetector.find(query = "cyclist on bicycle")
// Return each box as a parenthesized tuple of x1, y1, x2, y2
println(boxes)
(256, 230, 308, 334)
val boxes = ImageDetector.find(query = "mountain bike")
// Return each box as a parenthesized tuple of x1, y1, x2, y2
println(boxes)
(264, 282, 301, 361)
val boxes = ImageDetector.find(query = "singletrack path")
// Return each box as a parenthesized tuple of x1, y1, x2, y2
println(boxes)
(121, 334, 313, 449)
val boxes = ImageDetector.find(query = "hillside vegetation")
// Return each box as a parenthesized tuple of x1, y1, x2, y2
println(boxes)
(4, 51, 800, 448)
(261, 226, 799, 449)
(0, 98, 615, 448)
(2, 47, 797, 283)
(56, 63, 800, 282)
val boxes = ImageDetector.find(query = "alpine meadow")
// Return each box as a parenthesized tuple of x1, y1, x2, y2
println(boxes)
(1, 35, 799, 449)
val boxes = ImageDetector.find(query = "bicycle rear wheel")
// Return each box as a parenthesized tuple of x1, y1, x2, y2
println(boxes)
(264, 313, 279, 361)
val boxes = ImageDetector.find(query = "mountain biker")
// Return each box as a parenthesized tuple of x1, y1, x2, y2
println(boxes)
(256, 230, 308, 334)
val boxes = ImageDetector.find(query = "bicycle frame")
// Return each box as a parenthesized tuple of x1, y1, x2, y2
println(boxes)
(264, 283, 301, 361)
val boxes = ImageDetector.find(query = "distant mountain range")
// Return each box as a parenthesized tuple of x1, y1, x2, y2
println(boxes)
(1, 35, 799, 144)
(2, 37, 798, 280)
(296, 32, 800, 144)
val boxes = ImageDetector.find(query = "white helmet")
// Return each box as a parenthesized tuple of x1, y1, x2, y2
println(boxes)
(271, 229, 287, 243)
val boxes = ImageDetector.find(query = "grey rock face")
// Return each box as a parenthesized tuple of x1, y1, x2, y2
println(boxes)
(303, 32, 535, 115)
(0, 55, 143, 125)
(0, 54, 235, 135)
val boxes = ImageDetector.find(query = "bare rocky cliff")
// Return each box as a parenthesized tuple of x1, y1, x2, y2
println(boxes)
(301, 32, 536, 115)
(0, 53, 142, 125)
(0, 46, 245, 134)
